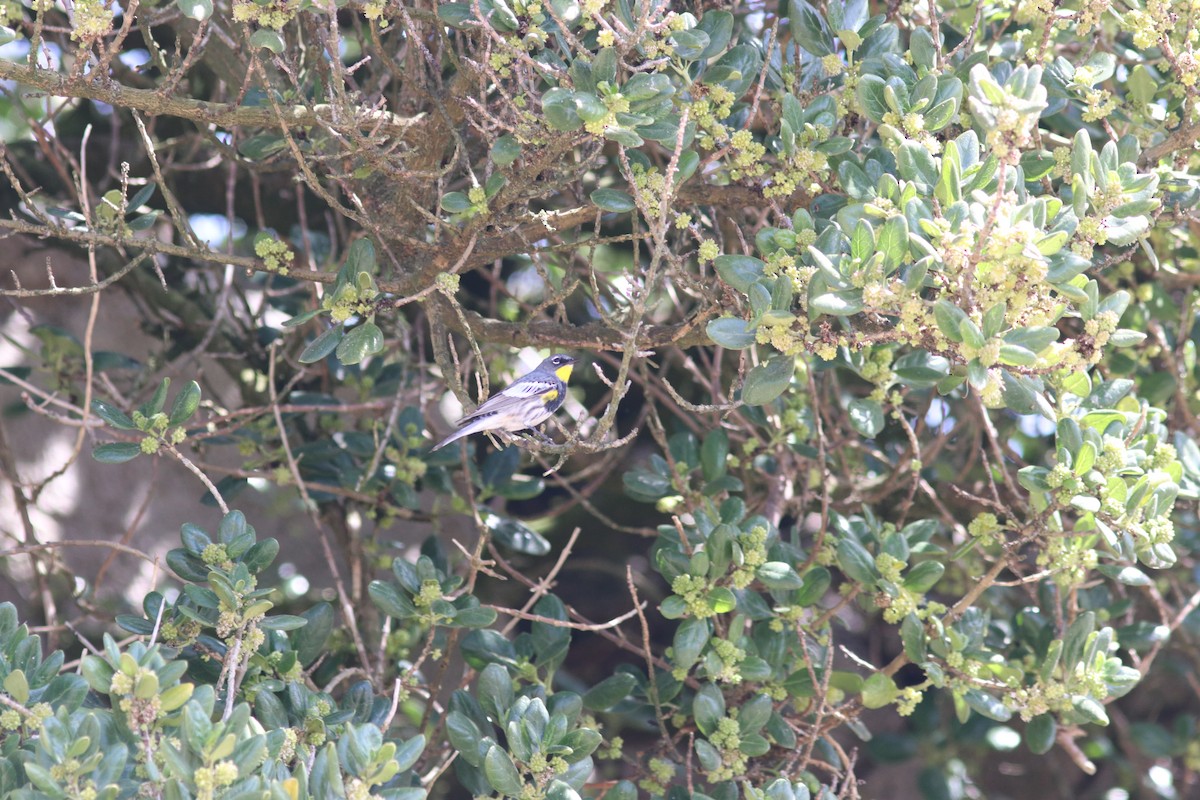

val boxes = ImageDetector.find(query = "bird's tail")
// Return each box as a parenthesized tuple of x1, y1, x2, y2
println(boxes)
(430, 417, 488, 451)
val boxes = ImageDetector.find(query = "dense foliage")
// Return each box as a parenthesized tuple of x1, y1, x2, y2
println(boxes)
(3, 0, 1200, 797)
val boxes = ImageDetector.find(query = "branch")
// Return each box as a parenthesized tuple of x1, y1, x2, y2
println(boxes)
(1141, 121, 1200, 165)
(0, 60, 422, 139)
(431, 295, 718, 351)
(0, 217, 276, 276)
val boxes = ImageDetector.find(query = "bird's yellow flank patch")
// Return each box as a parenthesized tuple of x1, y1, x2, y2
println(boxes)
(541, 388, 560, 402)
(554, 364, 574, 381)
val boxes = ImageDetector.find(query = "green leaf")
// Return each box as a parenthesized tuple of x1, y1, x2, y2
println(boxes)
(908, 25, 935, 69)
(176, 0, 211, 20)
(1104, 215, 1151, 246)
(795, 566, 831, 606)
(810, 290, 864, 316)
(299, 325, 344, 363)
(962, 688, 1012, 721)
(561, 729, 602, 763)
(394, 734, 426, 773)
(242, 537, 280, 573)
(591, 46, 617, 83)
(696, 10, 734, 59)
(22, 762, 62, 794)
(348, 239, 379, 276)
(92, 399, 136, 430)
(604, 127, 644, 147)
(1097, 565, 1151, 586)
(672, 617, 710, 669)
(711, 45, 761, 96)
(238, 134, 288, 160)
(368, 581, 417, 619)
(477, 663, 514, 723)
(790, 0, 833, 55)
(659, 595, 688, 619)
(168, 381, 201, 425)
(93, 442, 142, 463)
(998, 344, 1037, 366)
(857, 75, 889, 122)
(574, 92, 608, 123)
(249, 29, 285, 53)
(848, 399, 884, 437)
(335, 321, 384, 365)
(903, 561, 944, 593)
(893, 350, 950, 386)
(281, 308, 322, 328)
(437, 2, 473, 27)
(4, 670, 29, 704)
(966, 358, 988, 389)
(932, 300, 967, 342)
(837, 538, 878, 585)
(601, 782, 638, 800)
(1070, 695, 1108, 725)
(451, 605, 499, 628)
(861, 672, 898, 709)
(492, 135, 521, 165)
(898, 145, 937, 193)
(937, 141, 962, 204)
(959, 317, 985, 349)
(485, 174, 506, 201)
(293, 602, 334, 666)
(901, 614, 927, 662)
(701, 429, 729, 481)
(693, 683, 725, 735)
(583, 673, 638, 711)
(1025, 715, 1057, 754)
(756, 561, 805, 589)
(741, 355, 794, 405)
(1127, 722, 1174, 758)
(260, 614, 307, 631)
(542, 88, 583, 131)
(140, 377, 170, 417)
(127, 211, 160, 231)
(483, 511, 552, 555)
(623, 469, 670, 501)
(441, 192, 472, 213)
(1128, 65, 1157, 106)
(590, 188, 637, 213)
(737, 693, 773, 734)
(694, 738, 722, 771)
(706, 317, 758, 349)
(484, 745, 524, 796)
(714, 254, 767, 292)
(1004, 326, 1060, 353)
(784, 668, 816, 698)
(669, 29, 711, 60)
(707, 587, 737, 613)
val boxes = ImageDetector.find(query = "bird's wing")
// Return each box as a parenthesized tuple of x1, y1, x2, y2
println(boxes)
(459, 377, 560, 423)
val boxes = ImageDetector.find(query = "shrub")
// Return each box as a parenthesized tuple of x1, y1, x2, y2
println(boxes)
(2, 0, 1200, 797)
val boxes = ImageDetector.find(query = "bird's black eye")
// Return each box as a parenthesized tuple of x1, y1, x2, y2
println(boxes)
(552, 356, 562, 364)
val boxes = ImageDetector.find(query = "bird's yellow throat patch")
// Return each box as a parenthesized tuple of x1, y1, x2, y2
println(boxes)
(554, 364, 574, 382)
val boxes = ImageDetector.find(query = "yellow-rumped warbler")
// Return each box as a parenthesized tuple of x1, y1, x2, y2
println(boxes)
(431, 354, 577, 451)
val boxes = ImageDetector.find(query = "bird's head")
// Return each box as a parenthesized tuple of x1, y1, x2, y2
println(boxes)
(543, 353, 577, 382)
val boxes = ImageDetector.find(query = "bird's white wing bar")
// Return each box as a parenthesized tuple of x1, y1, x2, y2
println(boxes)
(457, 377, 559, 422)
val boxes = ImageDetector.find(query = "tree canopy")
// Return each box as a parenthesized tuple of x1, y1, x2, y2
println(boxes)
(2, 0, 1200, 797)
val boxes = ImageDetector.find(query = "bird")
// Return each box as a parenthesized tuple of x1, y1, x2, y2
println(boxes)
(430, 354, 577, 451)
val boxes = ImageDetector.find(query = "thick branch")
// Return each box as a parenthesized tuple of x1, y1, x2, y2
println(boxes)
(1141, 122, 1200, 165)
